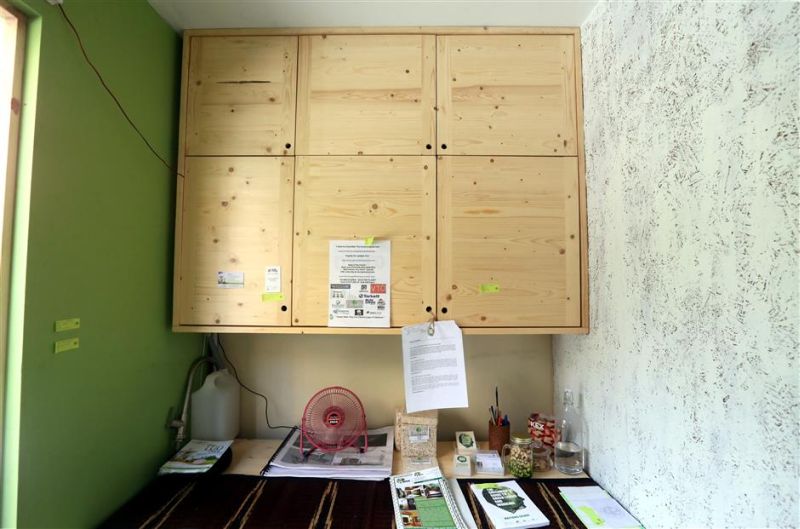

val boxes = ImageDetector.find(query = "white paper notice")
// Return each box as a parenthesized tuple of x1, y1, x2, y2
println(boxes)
(264, 266, 281, 293)
(328, 240, 390, 327)
(402, 320, 469, 413)
(217, 271, 244, 289)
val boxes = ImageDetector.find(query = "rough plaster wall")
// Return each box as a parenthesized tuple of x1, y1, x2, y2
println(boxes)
(553, 1, 799, 528)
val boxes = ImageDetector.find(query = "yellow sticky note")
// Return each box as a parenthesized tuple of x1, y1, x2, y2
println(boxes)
(54, 337, 79, 354)
(364, 236, 375, 246)
(262, 292, 285, 302)
(55, 318, 80, 332)
(480, 283, 501, 294)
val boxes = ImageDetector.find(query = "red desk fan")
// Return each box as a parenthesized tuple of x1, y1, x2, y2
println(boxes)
(300, 386, 368, 454)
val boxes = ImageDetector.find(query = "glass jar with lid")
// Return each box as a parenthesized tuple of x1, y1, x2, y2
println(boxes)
(501, 433, 534, 478)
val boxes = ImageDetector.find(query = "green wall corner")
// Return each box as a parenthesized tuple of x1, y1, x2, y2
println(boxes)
(2, 1, 201, 527)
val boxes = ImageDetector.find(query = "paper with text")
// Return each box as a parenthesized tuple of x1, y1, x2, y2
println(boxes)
(402, 321, 469, 413)
(559, 486, 643, 529)
(328, 240, 391, 327)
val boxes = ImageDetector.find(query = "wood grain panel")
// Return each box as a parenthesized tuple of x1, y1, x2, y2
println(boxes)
(296, 35, 436, 155)
(437, 35, 577, 156)
(186, 36, 297, 155)
(293, 156, 436, 326)
(178, 157, 294, 326)
(438, 156, 581, 327)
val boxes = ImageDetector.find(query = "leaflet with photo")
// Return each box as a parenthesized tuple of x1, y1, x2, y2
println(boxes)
(390, 466, 470, 529)
(158, 439, 232, 475)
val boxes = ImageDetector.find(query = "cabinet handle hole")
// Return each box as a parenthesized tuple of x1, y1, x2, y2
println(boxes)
(285, 143, 292, 149)
(425, 144, 432, 150)
(280, 305, 287, 312)
(441, 307, 448, 314)
(441, 144, 448, 150)
(425, 306, 432, 312)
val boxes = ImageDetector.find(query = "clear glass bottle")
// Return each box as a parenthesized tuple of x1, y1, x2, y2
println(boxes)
(554, 389, 585, 475)
(502, 433, 534, 478)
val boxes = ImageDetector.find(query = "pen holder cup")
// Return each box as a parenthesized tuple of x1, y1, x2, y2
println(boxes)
(488, 420, 510, 454)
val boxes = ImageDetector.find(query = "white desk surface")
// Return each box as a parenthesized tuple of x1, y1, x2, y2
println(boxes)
(225, 438, 588, 480)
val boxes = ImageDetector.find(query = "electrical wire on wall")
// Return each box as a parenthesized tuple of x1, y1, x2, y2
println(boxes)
(56, 3, 184, 178)
(213, 334, 296, 431)
(56, 4, 294, 435)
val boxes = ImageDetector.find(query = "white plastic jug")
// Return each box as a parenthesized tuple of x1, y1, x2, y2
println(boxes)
(191, 369, 240, 441)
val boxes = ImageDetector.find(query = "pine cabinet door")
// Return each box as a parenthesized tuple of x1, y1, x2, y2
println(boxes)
(185, 36, 297, 155)
(177, 157, 294, 326)
(292, 156, 436, 326)
(296, 35, 436, 155)
(438, 156, 581, 327)
(437, 35, 577, 156)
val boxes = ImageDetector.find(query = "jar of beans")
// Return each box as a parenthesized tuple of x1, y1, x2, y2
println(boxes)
(501, 433, 534, 478)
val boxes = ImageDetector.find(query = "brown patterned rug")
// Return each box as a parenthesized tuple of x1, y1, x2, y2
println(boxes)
(99, 475, 597, 529)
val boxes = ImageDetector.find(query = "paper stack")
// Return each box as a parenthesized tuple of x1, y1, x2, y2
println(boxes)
(262, 426, 394, 481)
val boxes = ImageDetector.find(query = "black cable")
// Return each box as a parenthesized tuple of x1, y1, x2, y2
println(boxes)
(56, 4, 184, 178)
(217, 336, 295, 431)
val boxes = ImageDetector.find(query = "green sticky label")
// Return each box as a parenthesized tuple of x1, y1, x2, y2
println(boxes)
(261, 292, 285, 302)
(578, 506, 605, 526)
(364, 236, 375, 246)
(480, 283, 501, 294)
(55, 318, 80, 332)
(54, 337, 79, 354)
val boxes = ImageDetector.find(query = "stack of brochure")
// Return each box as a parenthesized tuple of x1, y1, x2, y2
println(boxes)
(262, 426, 394, 481)
(158, 439, 232, 475)
(390, 467, 470, 529)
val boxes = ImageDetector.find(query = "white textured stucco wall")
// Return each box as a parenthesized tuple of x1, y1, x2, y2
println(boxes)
(553, 1, 799, 528)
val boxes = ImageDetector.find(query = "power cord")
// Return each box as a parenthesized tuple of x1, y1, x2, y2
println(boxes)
(56, 3, 184, 178)
(217, 336, 295, 431)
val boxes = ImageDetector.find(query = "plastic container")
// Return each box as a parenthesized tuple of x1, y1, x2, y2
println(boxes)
(394, 408, 438, 461)
(191, 369, 240, 441)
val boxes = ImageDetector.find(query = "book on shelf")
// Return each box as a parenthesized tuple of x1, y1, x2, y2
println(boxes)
(470, 480, 549, 529)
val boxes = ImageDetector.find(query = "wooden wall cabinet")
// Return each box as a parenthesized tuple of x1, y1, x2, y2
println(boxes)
(186, 36, 297, 155)
(438, 156, 581, 328)
(174, 27, 588, 335)
(176, 157, 294, 326)
(297, 35, 436, 155)
(437, 35, 577, 156)
(292, 156, 436, 326)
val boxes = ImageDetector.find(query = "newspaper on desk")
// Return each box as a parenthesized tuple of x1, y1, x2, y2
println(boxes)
(262, 426, 394, 480)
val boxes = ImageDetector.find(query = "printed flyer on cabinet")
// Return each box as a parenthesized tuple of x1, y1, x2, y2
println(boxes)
(328, 240, 391, 327)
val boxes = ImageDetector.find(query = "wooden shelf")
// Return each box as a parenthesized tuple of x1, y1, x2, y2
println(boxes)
(173, 324, 588, 335)
(225, 438, 589, 480)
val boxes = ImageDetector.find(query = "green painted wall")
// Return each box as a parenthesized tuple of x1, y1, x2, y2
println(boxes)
(3, 1, 201, 527)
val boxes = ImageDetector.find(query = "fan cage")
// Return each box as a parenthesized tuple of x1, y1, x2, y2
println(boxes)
(300, 386, 368, 454)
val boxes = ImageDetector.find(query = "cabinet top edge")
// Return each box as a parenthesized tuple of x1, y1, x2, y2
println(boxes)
(183, 27, 580, 37)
